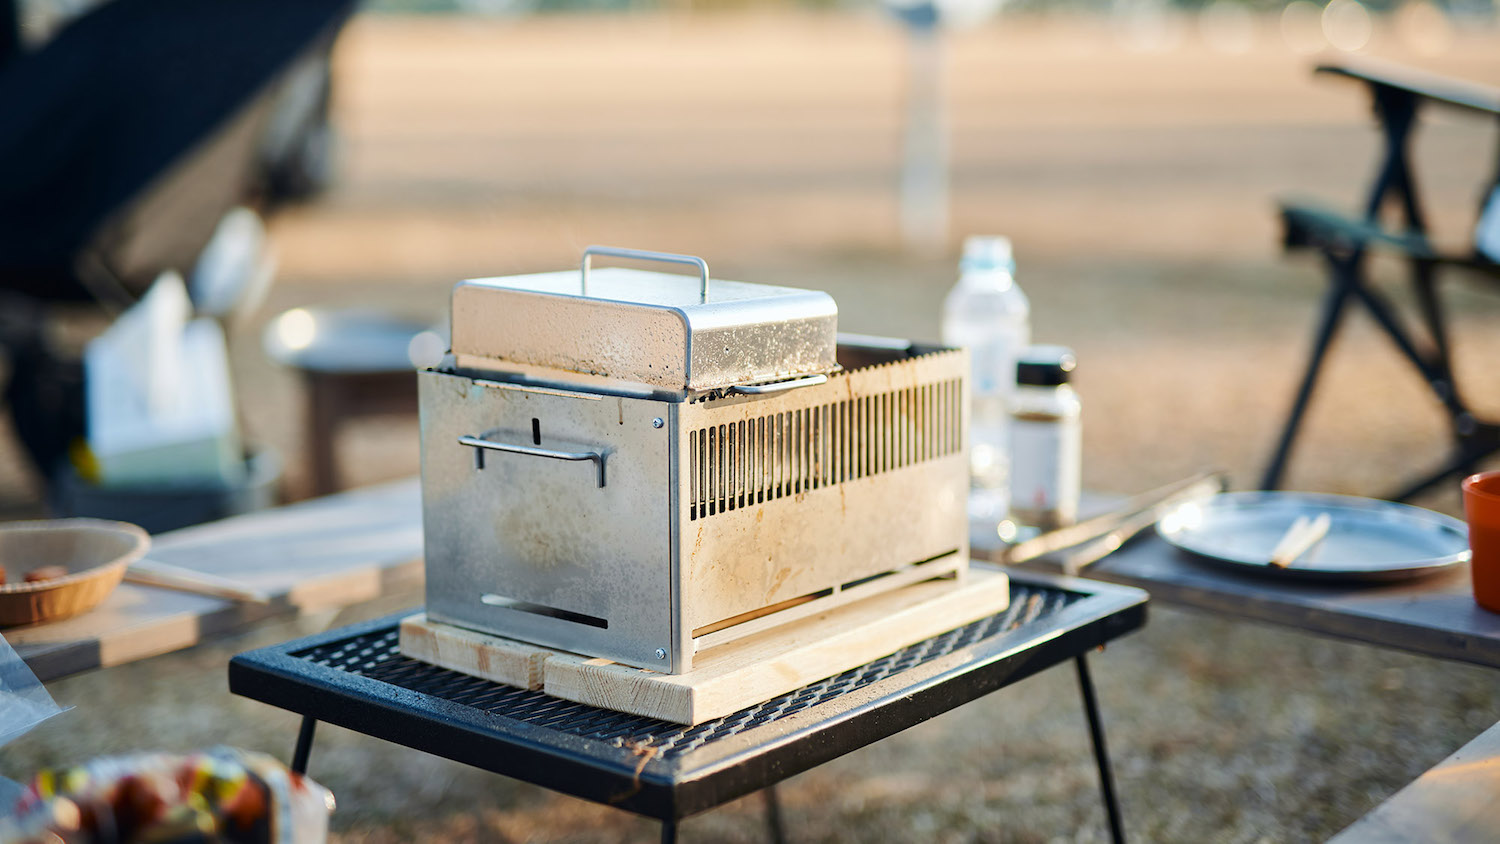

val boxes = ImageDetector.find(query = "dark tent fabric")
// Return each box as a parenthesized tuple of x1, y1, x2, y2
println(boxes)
(0, 0, 353, 301)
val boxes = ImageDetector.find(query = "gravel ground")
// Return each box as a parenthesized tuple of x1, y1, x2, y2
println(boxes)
(5, 12, 1500, 841)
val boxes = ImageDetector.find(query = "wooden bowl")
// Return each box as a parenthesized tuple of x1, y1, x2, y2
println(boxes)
(0, 519, 150, 626)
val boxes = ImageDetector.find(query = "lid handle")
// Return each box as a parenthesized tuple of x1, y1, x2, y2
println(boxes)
(580, 246, 711, 302)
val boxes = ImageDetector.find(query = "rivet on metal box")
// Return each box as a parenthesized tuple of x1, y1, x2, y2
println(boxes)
(419, 246, 971, 673)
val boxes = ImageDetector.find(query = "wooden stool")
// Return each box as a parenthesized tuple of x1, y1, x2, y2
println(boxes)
(263, 307, 434, 496)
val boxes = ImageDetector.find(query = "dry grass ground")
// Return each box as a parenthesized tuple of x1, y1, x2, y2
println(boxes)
(6, 10, 1500, 841)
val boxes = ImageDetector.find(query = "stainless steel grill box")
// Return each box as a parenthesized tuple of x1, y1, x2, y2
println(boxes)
(420, 247, 970, 673)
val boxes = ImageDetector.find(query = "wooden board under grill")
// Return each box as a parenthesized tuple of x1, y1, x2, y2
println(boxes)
(400, 566, 1009, 724)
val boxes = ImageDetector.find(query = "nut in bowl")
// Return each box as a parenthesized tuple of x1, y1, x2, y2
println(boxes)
(0, 519, 150, 626)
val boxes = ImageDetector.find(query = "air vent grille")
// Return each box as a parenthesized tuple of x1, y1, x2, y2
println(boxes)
(689, 379, 963, 520)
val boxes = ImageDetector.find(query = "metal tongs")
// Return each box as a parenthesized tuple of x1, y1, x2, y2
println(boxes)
(999, 470, 1230, 575)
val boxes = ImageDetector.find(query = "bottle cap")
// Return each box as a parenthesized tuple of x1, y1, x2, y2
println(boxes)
(1016, 345, 1075, 386)
(961, 235, 1014, 273)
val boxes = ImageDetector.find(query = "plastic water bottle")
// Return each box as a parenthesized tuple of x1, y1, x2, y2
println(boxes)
(941, 235, 1030, 522)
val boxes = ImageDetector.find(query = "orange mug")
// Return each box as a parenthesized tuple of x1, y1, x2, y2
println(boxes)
(1462, 471, 1500, 613)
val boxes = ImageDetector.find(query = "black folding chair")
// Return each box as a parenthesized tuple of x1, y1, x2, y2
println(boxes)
(1264, 60, 1500, 501)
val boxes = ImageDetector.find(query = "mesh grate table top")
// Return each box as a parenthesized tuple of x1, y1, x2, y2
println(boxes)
(231, 569, 1146, 819)
(293, 582, 1076, 759)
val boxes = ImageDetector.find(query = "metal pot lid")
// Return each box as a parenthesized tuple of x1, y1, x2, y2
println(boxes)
(450, 247, 839, 395)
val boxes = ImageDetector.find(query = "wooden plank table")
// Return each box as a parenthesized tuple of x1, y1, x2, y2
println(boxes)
(1330, 718, 1500, 843)
(972, 524, 1500, 668)
(9, 478, 424, 682)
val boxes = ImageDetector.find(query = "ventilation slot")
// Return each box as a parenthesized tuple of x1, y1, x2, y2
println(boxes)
(689, 378, 963, 520)
(480, 593, 608, 629)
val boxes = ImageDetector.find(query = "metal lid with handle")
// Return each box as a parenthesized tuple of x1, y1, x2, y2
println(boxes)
(449, 245, 839, 395)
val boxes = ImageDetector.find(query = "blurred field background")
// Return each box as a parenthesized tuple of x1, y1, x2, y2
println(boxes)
(6, 5, 1500, 841)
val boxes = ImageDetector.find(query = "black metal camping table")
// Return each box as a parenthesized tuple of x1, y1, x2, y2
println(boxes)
(229, 569, 1147, 843)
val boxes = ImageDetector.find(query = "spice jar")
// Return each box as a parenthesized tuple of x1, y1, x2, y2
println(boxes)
(1008, 345, 1081, 531)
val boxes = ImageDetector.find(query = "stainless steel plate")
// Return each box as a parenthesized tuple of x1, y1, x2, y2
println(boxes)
(1156, 491, 1470, 581)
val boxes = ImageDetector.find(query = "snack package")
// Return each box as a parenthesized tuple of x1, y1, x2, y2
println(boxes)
(0, 748, 334, 844)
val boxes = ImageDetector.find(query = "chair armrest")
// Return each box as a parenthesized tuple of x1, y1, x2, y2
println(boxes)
(1317, 59, 1500, 117)
(1279, 199, 1435, 257)
(1279, 198, 1500, 279)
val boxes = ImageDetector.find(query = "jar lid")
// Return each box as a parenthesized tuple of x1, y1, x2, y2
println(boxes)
(1016, 345, 1075, 386)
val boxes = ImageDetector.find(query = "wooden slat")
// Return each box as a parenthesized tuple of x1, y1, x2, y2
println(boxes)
(9, 478, 425, 682)
(124, 559, 272, 604)
(399, 614, 545, 690)
(1331, 719, 1500, 844)
(402, 570, 1010, 724)
(545, 570, 1008, 724)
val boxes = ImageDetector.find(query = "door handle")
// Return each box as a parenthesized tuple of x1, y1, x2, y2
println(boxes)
(458, 435, 606, 488)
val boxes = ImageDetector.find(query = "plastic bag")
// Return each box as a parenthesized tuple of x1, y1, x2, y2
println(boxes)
(0, 631, 66, 747)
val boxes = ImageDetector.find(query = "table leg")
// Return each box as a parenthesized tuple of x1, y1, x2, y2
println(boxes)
(763, 785, 788, 844)
(1260, 251, 1356, 491)
(1075, 655, 1125, 844)
(1386, 421, 1500, 502)
(660, 819, 678, 844)
(292, 715, 318, 775)
(305, 373, 342, 497)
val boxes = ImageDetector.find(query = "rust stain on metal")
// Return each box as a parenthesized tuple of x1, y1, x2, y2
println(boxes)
(769, 566, 791, 596)
(608, 740, 660, 803)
